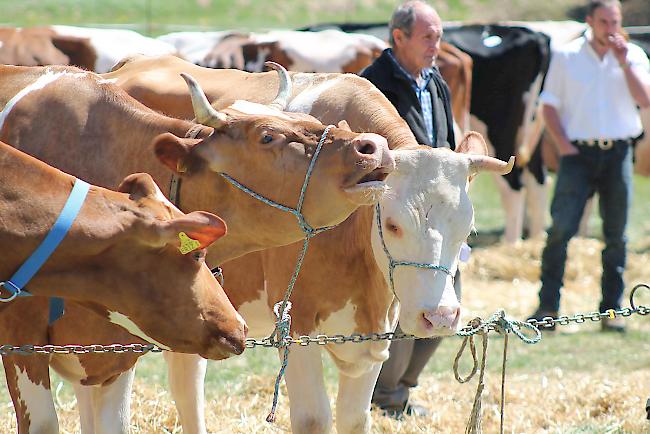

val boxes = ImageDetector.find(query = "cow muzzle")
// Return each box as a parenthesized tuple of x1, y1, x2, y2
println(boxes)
(421, 305, 461, 336)
(202, 315, 248, 360)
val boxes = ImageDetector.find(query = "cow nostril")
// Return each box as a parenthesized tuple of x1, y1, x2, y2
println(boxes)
(355, 140, 377, 155)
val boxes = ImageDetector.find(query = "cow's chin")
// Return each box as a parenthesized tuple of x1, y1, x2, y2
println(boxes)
(343, 181, 389, 205)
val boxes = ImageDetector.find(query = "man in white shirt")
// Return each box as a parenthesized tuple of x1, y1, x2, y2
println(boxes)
(529, 0, 650, 332)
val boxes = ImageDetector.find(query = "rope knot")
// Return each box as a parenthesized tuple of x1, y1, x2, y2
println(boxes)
(270, 300, 292, 348)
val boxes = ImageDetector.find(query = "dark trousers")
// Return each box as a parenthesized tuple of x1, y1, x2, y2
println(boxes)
(538, 142, 633, 312)
(372, 269, 461, 411)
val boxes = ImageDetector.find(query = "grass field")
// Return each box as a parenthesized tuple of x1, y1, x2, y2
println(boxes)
(0, 0, 588, 35)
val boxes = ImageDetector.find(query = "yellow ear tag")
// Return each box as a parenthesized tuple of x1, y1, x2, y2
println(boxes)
(178, 232, 201, 254)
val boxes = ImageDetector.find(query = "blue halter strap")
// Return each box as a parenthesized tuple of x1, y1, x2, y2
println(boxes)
(375, 203, 454, 300)
(0, 178, 90, 322)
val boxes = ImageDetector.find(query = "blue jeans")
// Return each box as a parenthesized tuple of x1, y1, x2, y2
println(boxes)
(538, 142, 633, 312)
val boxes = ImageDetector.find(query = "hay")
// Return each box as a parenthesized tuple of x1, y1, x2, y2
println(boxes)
(464, 237, 650, 290)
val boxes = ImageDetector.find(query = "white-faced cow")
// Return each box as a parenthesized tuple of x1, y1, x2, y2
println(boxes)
(308, 21, 553, 242)
(32, 55, 513, 434)
(0, 62, 394, 433)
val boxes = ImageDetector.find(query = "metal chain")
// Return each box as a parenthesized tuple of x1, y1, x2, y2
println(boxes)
(0, 343, 163, 355)
(2, 285, 647, 354)
(245, 303, 649, 348)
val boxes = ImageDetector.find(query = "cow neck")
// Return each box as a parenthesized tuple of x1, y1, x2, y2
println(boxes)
(167, 124, 203, 206)
(346, 103, 417, 150)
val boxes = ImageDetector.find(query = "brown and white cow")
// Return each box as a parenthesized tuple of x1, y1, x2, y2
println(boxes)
(0, 63, 394, 433)
(0, 140, 250, 432)
(0, 25, 178, 72)
(158, 29, 388, 74)
(41, 55, 511, 434)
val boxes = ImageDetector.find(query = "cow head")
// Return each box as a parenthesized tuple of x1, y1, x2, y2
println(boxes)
(79, 173, 246, 360)
(154, 66, 395, 239)
(371, 132, 514, 337)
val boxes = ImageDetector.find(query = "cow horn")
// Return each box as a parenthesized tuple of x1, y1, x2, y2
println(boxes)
(264, 61, 291, 110)
(180, 73, 228, 127)
(468, 155, 515, 175)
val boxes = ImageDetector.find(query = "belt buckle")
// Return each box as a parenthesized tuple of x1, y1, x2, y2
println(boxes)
(598, 138, 613, 150)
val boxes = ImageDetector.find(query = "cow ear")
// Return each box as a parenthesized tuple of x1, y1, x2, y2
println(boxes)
(456, 131, 488, 156)
(153, 133, 203, 175)
(117, 173, 159, 199)
(157, 211, 227, 252)
(337, 120, 352, 132)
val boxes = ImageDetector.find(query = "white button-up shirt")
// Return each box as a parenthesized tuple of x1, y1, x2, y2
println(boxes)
(540, 34, 650, 141)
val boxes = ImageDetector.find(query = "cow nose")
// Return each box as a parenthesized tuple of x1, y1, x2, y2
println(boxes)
(352, 133, 395, 173)
(422, 305, 461, 332)
(353, 137, 378, 156)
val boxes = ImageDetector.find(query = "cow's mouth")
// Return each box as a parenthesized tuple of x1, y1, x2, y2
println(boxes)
(357, 167, 391, 185)
(343, 167, 391, 205)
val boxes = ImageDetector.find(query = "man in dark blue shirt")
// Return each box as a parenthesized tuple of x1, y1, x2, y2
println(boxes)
(362, 0, 460, 419)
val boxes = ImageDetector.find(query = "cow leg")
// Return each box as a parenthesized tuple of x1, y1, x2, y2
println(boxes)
(522, 168, 548, 239)
(71, 382, 96, 434)
(3, 355, 59, 434)
(493, 174, 525, 243)
(335, 362, 382, 434)
(284, 345, 332, 434)
(164, 351, 207, 434)
(88, 367, 135, 434)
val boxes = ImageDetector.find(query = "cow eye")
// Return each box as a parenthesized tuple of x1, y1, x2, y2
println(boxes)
(192, 250, 206, 262)
(387, 222, 400, 233)
(262, 134, 274, 144)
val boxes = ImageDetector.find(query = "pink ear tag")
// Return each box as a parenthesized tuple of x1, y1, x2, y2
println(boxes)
(178, 232, 201, 254)
(459, 242, 471, 263)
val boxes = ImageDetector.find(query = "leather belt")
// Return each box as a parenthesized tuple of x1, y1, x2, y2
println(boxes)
(571, 138, 632, 150)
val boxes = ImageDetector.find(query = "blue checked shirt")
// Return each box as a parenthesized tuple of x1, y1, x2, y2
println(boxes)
(386, 49, 436, 145)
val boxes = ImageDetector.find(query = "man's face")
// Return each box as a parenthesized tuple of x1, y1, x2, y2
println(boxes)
(395, 7, 443, 71)
(587, 4, 623, 49)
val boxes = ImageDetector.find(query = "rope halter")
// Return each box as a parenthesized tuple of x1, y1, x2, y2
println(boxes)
(219, 125, 337, 239)
(375, 203, 455, 301)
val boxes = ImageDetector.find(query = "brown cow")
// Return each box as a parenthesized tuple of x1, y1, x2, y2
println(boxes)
(0, 140, 249, 432)
(0, 63, 394, 433)
(0, 27, 70, 66)
(39, 55, 509, 434)
(437, 41, 473, 133)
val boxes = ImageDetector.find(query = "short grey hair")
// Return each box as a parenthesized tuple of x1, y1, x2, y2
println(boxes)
(586, 0, 621, 17)
(388, 2, 419, 46)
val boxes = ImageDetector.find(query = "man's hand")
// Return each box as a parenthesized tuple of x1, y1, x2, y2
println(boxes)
(608, 33, 629, 66)
(558, 140, 579, 157)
